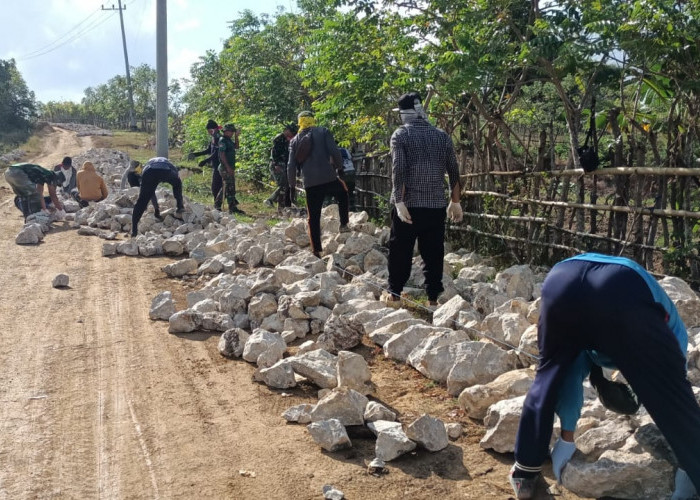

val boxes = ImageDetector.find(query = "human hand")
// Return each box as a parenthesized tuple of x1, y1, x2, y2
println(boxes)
(447, 201, 463, 223)
(671, 469, 697, 500)
(550, 437, 576, 483)
(395, 202, 412, 224)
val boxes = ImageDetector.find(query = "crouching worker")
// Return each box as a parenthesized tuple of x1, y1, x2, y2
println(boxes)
(131, 157, 184, 237)
(5, 163, 64, 219)
(121, 160, 161, 218)
(510, 252, 700, 500)
(75, 161, 108, 207)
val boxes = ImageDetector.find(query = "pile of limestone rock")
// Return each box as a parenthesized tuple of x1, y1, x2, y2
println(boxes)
(51, 122, 113, 136)
(64, 150, 700, 499)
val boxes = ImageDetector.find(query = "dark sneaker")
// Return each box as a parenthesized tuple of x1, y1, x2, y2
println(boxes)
(230, 207, 246, 215)
(173, 209, 185, 220)
(339, 224, 351, 233)
(509, 467, 538, 500)
(154, 212, 164, 221)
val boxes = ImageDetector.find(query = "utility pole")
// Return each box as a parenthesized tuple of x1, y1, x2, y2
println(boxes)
(155, 0, 168, 157)
(102, 1, 137, 130)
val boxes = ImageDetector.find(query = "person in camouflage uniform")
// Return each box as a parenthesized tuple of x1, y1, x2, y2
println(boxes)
(218, 123, 244, 214)
(264, 123, 297, 210)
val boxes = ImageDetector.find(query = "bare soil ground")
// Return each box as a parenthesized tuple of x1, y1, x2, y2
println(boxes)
(0, 126, 583, 499)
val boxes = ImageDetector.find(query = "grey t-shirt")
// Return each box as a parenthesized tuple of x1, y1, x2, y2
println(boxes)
(287, 126, 343, 189)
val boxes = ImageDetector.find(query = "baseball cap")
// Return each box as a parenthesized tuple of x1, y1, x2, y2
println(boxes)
(223, 123, 237, 132)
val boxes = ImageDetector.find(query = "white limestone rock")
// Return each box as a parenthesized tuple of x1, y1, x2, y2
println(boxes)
(383, 324, 452, 363)
(494, 264, 535, 300)
(307, 419, 352, 452)
(162, 258, 198, 277)
(458, 368, 535, 419)
(406, 414, 449, 452)
(309, 387, 369, 426)
(242, 329, 286, 366)
(445, 422, 463, 440)
(254, 359, 297, 389)
(374, 424, 416, 461)
(363, 401, 397, 422)
(479, 395, 525, 453)
(336, 350, 373, 395)
(446, 341, 520, 396)
(282, 403, 314, 423)
(247, 293, 278, 325)
(290, 349, 338, 389)
(168, 309, 202, 333)
(149, 290, 176, 321)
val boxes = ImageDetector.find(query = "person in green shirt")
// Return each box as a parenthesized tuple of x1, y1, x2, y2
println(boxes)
(5, 163, 64, 219)
(218, 123, 244, 214)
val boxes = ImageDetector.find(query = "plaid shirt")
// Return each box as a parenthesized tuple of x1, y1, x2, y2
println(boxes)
(390, 118, 460, 208)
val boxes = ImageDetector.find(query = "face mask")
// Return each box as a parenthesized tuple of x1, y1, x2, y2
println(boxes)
(400, 109, 418, 124)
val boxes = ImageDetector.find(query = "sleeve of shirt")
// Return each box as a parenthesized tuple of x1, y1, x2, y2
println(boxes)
(555, 352, 592, 432)
(445, 135, 460, 190)
(325, 129, 343, 173)
(390, 129, 407, 204)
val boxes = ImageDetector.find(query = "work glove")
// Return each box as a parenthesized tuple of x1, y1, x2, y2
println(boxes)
(671, 469, 697, 500)
(187, 152, 195, 161)
(395, 202, 412, 224)
(198, 159, 208, 167)
(447, 201, 463, 223)
(550, 438, 576, 483)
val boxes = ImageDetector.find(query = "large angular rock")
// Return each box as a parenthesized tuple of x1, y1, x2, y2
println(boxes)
(200, 312, 234, 332)
(150, 291, 176, 321)
(307, 419, 351, 452)
(432, 295, 475, 329)
(317, 311, 365, 353)
(163, 258, 198, 277)
(375, 424, 416, 461)
(458, 368, 535, 419)
(446, 342, 520, 396)
(290, 349, 338, 389)
(336, 350, 372, 395)
(168, 310, 202, 333)
(383, 324, 451, 363)
(364, 401, 396, 422)
(479, 396, 525, 453)
(494, 264, 534, 300)
(405, 414, 449, 452)
(242, 329, 286, 366)
(562, 449, 674, 499)
(480, 311, 531, 348)
(309, 387, 369, 426)
(369, 318, 428, 347)
(218, 328, 250, 358)
(282, 403, 314, 423)
(248, 293, 278, 325)
(254, 359, 297, 389)
(576, 420, 634, 460)
(408, 334, 476, 382)
(16, 224, 44, 245)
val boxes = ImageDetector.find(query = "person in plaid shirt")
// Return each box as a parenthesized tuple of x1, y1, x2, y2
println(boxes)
(385, 92, 463, 307)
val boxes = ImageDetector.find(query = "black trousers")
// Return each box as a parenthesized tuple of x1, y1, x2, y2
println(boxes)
(387, 206, 446, 301)
(211, 165, 223, 209)
(132, 169, 183, 235)
(305, 179, 349, 254)
(127, 171, 159, 214)
(514, 259, 700, 491)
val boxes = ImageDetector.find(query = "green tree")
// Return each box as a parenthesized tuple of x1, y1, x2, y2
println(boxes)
(0, 58, 37, 145)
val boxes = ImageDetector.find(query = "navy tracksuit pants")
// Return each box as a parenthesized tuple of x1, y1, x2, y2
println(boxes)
(131, 168, 183, 236)
(514, 259, 700, 490)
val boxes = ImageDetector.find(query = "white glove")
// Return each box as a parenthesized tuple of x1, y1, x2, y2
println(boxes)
(447, 201, 463, 223)
(550, 438, 576, 483)
(671, 469, 697, 500)
(395, 202, 412, 224)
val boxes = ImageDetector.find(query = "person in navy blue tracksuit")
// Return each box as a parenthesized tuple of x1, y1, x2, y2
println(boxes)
(131, 157, 184, 237)
(509, 253, 700, 499)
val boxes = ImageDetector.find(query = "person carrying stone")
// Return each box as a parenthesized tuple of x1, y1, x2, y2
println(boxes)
(509, 252, 700, 500)
(264, 123, 297, 210)
(287, 110, 350, 258)
(75, 161, 108, 207)
(121, 160, 161, 219)
(5, 162, 64, 219)
(384, 91, 462, 308)
(131, 157, 184, 237)
(218, 123, 244, 215)
(188, 119, 224, 210)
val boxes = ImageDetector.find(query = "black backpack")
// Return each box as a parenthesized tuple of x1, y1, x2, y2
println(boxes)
(295, 128, 314, 164)
(577, 96, 599, 173)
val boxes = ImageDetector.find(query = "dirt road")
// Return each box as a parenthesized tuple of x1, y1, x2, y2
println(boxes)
(0, 127, 575, 499)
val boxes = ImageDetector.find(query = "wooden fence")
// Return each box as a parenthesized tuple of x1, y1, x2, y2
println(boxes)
(353, 152, 700, 280)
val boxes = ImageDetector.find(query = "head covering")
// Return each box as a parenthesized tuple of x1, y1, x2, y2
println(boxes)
(81, 161, 95, 172)
(223, 123, 237, 133)
(205, 119, 220, 130)
(62, 156, 72, 167)
(397, 92, 422, 111)
(284, 123, 298, 135)
(130, 160, 142, 174)
(396, 92, 427, 123)
(297, 111, 316, 131)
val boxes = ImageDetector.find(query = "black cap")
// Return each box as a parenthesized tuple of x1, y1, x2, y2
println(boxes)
(205, 119, 219, 130)
(62, 156, 72, 166)
(397, 92, 422, 111)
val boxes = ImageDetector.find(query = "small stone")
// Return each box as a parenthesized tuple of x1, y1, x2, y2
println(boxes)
(52, 274, 69, 288)
(322, 484, 345, 500)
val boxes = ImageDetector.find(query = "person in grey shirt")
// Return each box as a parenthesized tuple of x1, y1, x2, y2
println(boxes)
(287, 111, 350, 257)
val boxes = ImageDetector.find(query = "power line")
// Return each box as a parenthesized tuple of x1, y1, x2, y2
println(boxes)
(18, 8, 102, 59)
(18, 11, 118, 61)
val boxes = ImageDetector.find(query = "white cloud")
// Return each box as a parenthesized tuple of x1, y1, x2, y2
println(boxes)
(169, 48, 200, 81)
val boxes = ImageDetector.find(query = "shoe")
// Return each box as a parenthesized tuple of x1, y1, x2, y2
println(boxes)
(380, 291, 402, 309)
(230, 207, 246, 215)
(173, 209, 185, 220)
(509, 466, 538, 500)
(263, 199, 273, 207)
(154, 212, 164, 221)
(339, 224, 351, 233)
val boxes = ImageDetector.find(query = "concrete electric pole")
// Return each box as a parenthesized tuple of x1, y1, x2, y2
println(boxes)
(102, 1, 137, 130)
(156, 0, 168, 158)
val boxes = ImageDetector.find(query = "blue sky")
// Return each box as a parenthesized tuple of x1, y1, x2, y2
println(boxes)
(1, 0, 294, 104)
